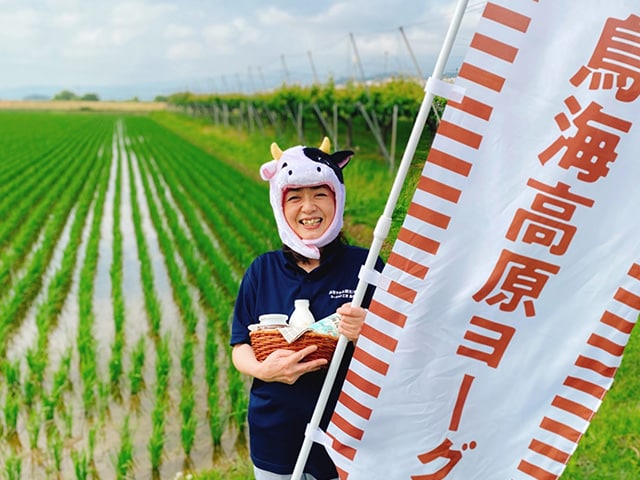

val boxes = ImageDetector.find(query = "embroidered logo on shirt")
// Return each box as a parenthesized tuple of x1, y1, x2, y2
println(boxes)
(329, 288, 355, 300)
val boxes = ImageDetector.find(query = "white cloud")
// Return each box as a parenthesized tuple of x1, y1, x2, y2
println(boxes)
(111, 2, 176, 27)
(201, 18, 261, 55)
(52, 12, 81, 28)
(164, 24, 195, 40)
(166, 41, 205, 61)
(68, 28, 109, 55)
(0, 8, 40, 42)
(200, 23, 237, 54)
(44, 0, 82, 8)
(256, 6, 295, 26)
(0, 0, 484, 98)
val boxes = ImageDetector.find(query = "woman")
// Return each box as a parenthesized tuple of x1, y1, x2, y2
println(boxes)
(231, 137, 382, 480)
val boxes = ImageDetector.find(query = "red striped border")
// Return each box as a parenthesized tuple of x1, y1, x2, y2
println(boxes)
(387, 252, 429, 280)
(428, 148, 473, 176)
(437, 120, 483, 148)
(484, 3, 532, 32)
(416, 176, 463, 203)
(345, 369, 381, 399)
(330, 3, 538, 476)
(447, 95, 493, 121)
(519, 263, 640, 479)
(397, 227, 439, 256)
(471, 32, 519, 62)
(407, 202, 451, 229)
(458, 63, 506, 93)
(368, 299, 407, 329)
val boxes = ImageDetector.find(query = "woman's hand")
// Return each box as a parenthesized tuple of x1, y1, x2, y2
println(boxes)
(232, 343, 326, 385)
(258, 346, 327, 384)
(336, 303, 367, 342)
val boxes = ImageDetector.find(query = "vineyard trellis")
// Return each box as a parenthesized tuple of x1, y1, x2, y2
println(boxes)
(168, 77, 447, 171)
(0, 111, 279, 479)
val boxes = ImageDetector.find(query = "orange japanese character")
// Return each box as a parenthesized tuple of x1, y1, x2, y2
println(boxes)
(507, 179, 594, 255)
(413, 437, 477, 480)
(412, 376, 477, 479)
(508, 209, 575, 255)
(538, 97, 632, 182)
(413, 438, 462, 480)
(473, 249, 560, 317)
(457, 317, 515, 368)
(571, 15, 640, 102)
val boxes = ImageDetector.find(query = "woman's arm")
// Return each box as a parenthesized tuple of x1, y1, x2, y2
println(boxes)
(232, 343, 328, 385)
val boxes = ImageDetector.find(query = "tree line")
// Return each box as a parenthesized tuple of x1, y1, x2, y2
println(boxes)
(167, 77, 447, 169)
(52, 90, 101, 101)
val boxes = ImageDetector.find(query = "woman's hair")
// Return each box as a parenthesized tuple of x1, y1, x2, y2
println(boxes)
(282, 232, 349, 265)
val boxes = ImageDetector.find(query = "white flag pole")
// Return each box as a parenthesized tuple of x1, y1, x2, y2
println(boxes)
(291, 0, 471, 477)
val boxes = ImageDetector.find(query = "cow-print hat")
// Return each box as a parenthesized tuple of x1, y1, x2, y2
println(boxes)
(260, 137, 353, 259)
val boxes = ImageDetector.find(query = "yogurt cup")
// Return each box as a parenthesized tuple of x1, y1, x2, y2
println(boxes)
(258, 313, 288, 326)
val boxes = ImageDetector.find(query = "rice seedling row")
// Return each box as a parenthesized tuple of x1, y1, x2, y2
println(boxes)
(0, 112, 272, 478)
(128, 119, 270, 435)
(127, 120, 254, 453)
(124, 130, 183, 475)
(31, 144, 108, 360)
(0, 142, 86, 282)
(124, 117, 277, 267)
(125, 120, 215, 472)
(0, 121, 112, 355)
(0, 113, 94, 181)
(136, 148, 234, 323)
(0, 147, 76, 237)
(19, 146, 108, 451)
(0, 113, 115, 478)
(0, 116, 112, 253)
(109, 130, 126, 392)
(77, 134, 113, 419)
(149, 336, 172, 473)
(137, 141, 238, 303)
(124, 122, 250, 276)
(125, 123, 253, 433)
(125, 147, 163, 340)
(133, 141, 200, 337)
(152, 134, 276, 264)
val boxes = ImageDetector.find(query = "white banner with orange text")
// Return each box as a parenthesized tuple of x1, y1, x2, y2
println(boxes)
(317, 2, 640, 479)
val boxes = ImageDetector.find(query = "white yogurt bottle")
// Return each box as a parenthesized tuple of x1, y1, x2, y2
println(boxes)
(288, 299, 315, 328)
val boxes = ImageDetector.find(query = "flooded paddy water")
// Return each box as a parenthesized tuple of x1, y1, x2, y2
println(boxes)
(0, 113, 270, 479)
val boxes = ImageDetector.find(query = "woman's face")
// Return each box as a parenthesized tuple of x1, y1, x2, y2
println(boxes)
(283, 185, 336, 240)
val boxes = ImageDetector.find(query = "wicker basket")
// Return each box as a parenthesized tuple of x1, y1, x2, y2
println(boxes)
(250, 329, 338, 363)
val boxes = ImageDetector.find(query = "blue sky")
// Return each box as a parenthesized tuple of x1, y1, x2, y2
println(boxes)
(0, 0, 486, 99)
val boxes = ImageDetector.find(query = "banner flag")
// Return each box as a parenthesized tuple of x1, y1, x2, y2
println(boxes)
(320, 2, 640, 479)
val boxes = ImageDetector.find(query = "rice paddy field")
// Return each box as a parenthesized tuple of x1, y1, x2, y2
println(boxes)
(0, 110, 281, 479)
(0, 107, 638, 480)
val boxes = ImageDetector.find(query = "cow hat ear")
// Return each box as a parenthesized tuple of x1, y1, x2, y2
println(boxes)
(335, 151, 352, 169)
(259, 142, 285, 180)
(320, 137, 352, 169)
(259, 159, 278, 180)
(261, 137, 351, 259)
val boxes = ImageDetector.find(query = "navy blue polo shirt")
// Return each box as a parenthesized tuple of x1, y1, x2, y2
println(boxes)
(231, 241, 382, 479)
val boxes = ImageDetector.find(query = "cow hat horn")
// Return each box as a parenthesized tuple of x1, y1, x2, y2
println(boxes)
(259, 137, 353, 259)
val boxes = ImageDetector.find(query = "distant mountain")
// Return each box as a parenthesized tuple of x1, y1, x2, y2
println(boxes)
(23, 93, 51, 101)
(0, 70, 461, 102)
(0, 81, 187, 102)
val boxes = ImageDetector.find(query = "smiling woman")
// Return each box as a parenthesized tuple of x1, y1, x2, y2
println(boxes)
(283, 185, 336, 242)
(230, 137, 385, 479)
